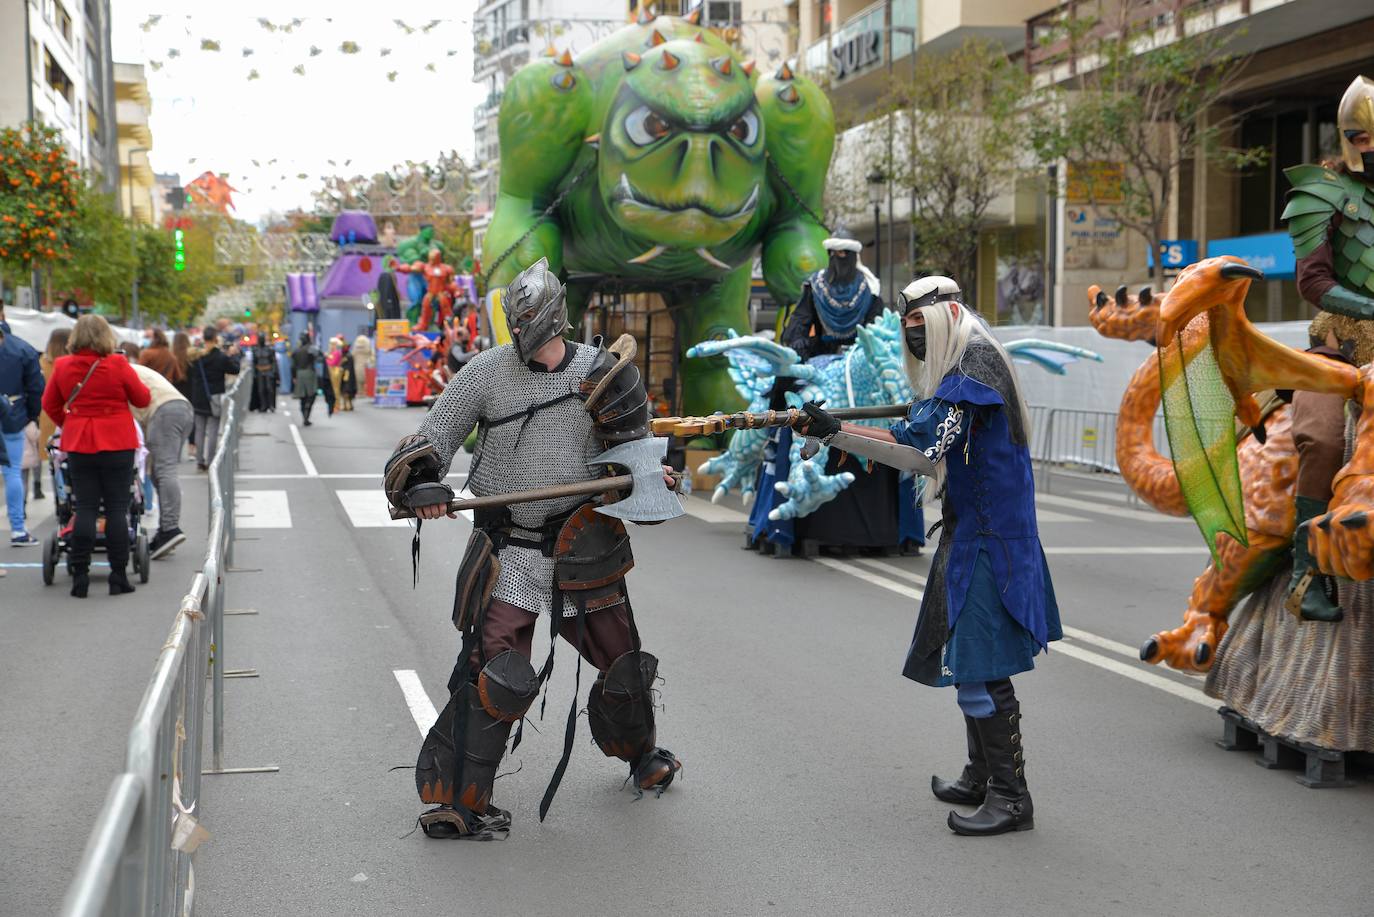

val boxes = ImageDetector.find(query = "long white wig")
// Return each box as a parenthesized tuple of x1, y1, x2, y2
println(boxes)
(902, 297, 1033, 488)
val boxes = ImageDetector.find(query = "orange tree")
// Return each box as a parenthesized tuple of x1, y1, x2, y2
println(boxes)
(0, 124, 80, 295)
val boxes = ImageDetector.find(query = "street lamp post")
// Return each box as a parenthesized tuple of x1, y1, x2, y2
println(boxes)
(866, 169, 886, 289)
(126, 146, 149, 328)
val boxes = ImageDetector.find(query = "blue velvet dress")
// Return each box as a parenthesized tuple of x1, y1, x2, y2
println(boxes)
(894, 371, 1061, 687)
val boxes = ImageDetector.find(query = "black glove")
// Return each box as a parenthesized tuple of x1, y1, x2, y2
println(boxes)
(383, 433, 451, 513)
(799, 400, 840, 441)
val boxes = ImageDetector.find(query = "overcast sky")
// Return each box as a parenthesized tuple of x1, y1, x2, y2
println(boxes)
(111, 1, 481, 224)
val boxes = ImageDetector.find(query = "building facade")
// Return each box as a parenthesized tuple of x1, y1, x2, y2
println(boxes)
(114, 62, 154, 225)
(0, 0, 118, 190)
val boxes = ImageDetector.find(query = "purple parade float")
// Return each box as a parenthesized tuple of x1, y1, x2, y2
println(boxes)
(287, 211, 394, 345)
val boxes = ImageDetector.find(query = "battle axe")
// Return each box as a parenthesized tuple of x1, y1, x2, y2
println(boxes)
(653, 404, 913, 460)
(389, 436, 684, 523)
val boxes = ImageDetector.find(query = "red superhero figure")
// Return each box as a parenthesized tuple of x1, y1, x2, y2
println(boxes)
(394, 248, 456, 332)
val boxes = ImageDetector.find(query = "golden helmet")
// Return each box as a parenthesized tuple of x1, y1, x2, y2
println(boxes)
(1338, 75, 1374, 173)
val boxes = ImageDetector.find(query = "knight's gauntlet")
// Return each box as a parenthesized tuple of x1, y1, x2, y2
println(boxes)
(383, 433, 453, 513)
(1319, 286, 1374, 322)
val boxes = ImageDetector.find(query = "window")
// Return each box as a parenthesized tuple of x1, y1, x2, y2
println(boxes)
(705, 1, 741, 26)
(44, 47, 75, 106)
(55, 0, 73, 44)
(87, 102, 102, 145)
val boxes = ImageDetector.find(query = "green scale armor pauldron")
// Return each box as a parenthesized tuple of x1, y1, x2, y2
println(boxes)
(1282, 164, 1374, 297)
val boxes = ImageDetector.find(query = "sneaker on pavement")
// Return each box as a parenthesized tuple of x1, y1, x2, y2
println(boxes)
(10, 532, 40, 547)
(149, 528, 187, 559)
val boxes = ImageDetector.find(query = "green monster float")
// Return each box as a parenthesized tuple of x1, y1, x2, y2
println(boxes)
(481, 8, 834, 414)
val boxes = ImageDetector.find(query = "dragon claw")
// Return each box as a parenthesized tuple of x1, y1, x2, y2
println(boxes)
(1138, 285, 1153, 305)
(1114, 284, 1129, 306)
(1140, 613, 1227, 673)
(1093, 290, 1108, 309)
(1339, 511, 1367, 529)
(1139, 636, 1160, 663)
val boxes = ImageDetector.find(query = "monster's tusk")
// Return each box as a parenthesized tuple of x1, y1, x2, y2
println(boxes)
(628, 245, 667, 264)
(696, 248, 731, 270)
(1220, 262, 1265, 281)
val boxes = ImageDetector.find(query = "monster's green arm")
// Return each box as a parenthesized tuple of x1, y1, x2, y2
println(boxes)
(755, 65, 833, 313)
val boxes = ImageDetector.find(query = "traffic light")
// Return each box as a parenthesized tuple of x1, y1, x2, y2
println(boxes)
(174, 228, 186, 272)
(164, 187, 186, 212)
(243, 307, 252, 318)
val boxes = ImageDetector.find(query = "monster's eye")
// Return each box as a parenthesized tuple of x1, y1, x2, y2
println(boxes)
(728, 110, 759, 145)
(625, 106, 672, 146)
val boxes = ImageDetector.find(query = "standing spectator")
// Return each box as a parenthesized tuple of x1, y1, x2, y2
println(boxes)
(139, 329, 181, 382)
(325, 337, 345, 409)
(337, 342, 357, 412)
(120, 341, 142, 363)
(0, 306, 45, 546)
(251, 341, 279, 413)
(188, 326, 240, 472)
(129, 363, 193, 558)
(42, 314, 151, 597)
(352, 333, 374, 399)
(34, 329, 71, 497)
(170, 331, 196, 462)
(318, 340, 337, 418)
(291, 333, 321, 426)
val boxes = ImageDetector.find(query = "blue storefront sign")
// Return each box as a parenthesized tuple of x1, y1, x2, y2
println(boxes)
(1205, 232, 1296, 279)
(1151, 239, 1199, 269)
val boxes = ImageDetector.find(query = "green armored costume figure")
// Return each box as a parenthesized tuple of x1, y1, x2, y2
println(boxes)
(1279, 74, 1374, 621)
(481, 8, 835, 413)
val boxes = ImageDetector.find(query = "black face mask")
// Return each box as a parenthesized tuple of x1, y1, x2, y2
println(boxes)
(1362, 151, 1374, 175)
(827, 252, 858, 286)
(904, 325, 926, 360)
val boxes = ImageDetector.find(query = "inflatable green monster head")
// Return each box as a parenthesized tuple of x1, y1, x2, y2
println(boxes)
(601, 37, 764, 248)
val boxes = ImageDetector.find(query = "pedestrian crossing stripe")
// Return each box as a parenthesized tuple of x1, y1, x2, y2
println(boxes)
(234, 491, 293, 528)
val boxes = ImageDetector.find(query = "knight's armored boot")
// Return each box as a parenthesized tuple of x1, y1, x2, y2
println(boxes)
(931, 715, 987, 805)
(1285, 496, 1343, 622)
(947, 704, 1033, 836)
(587, 651, 682, 795)
(416, 651, 538, 839)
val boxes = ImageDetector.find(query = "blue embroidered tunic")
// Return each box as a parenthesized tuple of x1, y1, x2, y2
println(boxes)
(892, 370, 1061, 686)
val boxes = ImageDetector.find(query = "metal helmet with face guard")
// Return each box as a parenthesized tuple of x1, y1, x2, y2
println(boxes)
(505, 257, 571, 362)
(1339, 75, 1374, 174)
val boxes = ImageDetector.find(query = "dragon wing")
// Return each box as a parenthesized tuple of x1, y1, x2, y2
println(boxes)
(1004, 339, 1105, 376)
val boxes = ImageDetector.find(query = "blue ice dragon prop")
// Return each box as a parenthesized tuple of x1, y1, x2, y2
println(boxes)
(686, 311, 1102, 521)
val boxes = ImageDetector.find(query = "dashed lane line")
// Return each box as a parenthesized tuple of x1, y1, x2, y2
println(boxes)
(393, 669, 439, 736)
(287, 423, 319, 477)
(852, 558, 927, 586)
(1036, 492, 1191, 523)
(810, 554, 1210, 706)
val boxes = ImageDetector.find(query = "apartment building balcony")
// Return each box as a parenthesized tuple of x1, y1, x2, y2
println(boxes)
(1024, 0, 1370, 81)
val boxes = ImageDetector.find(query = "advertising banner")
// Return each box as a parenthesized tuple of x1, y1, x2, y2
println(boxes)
(374, 319, 412, 408)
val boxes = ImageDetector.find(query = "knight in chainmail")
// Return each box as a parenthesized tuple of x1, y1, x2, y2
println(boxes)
(383, 257, 682, 840)
(797, 276, 1061, 839)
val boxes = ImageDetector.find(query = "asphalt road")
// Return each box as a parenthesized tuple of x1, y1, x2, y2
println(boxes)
(5, 398, 1372, 916)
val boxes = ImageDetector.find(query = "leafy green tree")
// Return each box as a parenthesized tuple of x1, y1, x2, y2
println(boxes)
(0, 123, 81, 303)
(52, 185, 136, 315)
(865, 39, 1037, 294)
(1029, 0, 1267, 276)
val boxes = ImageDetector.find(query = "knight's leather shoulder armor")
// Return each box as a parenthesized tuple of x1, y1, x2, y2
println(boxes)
(580, 333, 650, 445)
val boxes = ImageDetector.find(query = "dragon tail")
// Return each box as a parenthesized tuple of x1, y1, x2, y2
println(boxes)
(1117, 354, 1188, 517)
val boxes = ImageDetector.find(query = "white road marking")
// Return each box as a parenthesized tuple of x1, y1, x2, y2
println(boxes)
(393, 669, 439, 736)
(1036, 509, 1088, 523)
(852, 558, 927, 586)
(1036, 493, 1190, 523)
(811, 554, 1212, 707)
(681, 498, 748, 524)
(288, 423, 319, 477)
(1043, 546, 1208, 556)
(235, 491, 293, 528)
(335, 490, 412, 528)
(1052, 641, 1213, 707)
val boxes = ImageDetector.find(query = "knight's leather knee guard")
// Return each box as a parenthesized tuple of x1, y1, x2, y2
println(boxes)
(416, 651, 538, 812)
(587, 651, 658, 762)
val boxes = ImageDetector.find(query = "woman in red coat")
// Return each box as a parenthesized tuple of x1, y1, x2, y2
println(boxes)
(42, 315, 151, 598)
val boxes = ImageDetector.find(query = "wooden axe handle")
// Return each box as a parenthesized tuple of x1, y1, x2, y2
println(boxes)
(388, 471, 686, 520)
(652, 403, 911, 437)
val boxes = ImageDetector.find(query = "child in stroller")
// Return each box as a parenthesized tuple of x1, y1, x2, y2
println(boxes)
(41, 425, 152, 587)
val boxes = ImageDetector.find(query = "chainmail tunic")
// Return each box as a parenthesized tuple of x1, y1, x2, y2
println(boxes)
(418, 343, 600, 616)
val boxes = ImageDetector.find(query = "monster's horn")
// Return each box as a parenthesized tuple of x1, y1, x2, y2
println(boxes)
(650, 29, 666, 46)
(1219, 262, 1265, 282)
(623, 51, 642, 70)
(776, 61, 794, 80)
(542, 45, 558, 57)
(742, 59, 756, 76)
(636, 4, 654, 25)
(557, 49, 574, 67)
(684, 3, 703, 25)
(694, 32, 705, 43)
(777, 84, 799, 103)
(660, 50, 681, 70)
(712, 56, 732, 76)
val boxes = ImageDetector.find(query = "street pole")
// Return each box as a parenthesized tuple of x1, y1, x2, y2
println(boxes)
(126, 146, 149, 328)
(873, 200, 882, 283)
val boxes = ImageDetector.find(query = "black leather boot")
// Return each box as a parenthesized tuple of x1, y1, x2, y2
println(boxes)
(70, 564, 90, 599)
(108, 568, 136, 595)
(931, 715, 987, 805)
(947, 704, 1033, 836)
(1285, 496, 1343, 622)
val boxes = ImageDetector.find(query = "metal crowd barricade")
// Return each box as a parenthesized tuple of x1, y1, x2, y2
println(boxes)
(62, 366, 254, 917)
(1028, 404, 1169, 494)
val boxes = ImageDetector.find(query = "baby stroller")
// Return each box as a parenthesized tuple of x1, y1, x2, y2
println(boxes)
(41, 431, 151, 586)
